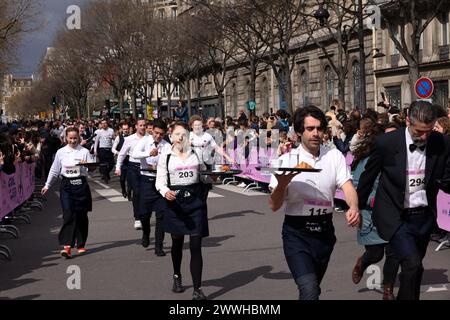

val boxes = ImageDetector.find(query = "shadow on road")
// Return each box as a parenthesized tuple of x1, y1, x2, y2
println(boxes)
(209, 210, 265, 221)
(203, 266, 273, 300)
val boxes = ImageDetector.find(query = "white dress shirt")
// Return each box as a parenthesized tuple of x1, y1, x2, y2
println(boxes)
(156, 148, 207, 198)
(44, 145, 94, 189)
(115, 133, 143, 170)
(404, 128, 428, 208)
(132, 135, 171, 177)
(94, 128, 115, 149)
(269, 144, 351, 216)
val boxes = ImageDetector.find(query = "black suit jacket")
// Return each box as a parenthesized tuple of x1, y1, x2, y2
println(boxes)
(357, 129, 450, 241)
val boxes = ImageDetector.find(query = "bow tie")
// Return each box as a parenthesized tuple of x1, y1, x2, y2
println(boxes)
(409, 144, 425, 153)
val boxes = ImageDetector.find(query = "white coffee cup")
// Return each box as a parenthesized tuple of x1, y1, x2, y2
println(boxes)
(214, 165, 222, 172)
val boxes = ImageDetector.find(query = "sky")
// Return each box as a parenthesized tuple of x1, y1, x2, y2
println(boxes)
(13, 0, 87, 76)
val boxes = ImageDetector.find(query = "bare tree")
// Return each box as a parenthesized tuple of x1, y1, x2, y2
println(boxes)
(47, 30, 94, 119)
(192, 0, 270, 113)
(304, 0, 364, 110)
(80, 0, 152, 119)
(240, 0, 311, 115)
(0, 0, 42, 71)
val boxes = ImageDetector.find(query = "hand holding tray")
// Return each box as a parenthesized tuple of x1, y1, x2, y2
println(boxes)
(256, 167, 322, 173)
(199, 170, 242, 176)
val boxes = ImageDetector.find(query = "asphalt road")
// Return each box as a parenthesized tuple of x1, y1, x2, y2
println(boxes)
(1, 175, 449, 300)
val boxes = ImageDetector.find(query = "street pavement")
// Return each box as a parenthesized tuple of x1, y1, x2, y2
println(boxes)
(0, 174, 449, 300)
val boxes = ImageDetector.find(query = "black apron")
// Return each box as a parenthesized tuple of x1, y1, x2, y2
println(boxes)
(60, 177, 92, 213)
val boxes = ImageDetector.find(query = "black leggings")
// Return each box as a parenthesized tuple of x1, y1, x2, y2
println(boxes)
(171, 234, 203, 291)
(361, 243, 400, 285)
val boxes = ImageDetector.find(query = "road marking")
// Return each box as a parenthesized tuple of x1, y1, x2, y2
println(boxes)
(214, 184, 267, 196)
(425, 284, 448, 293)
(89, 178, 110, 189)
(208, 192, 224, 198)
(108, 196, 129, 203)
(95, 189, 122, 197)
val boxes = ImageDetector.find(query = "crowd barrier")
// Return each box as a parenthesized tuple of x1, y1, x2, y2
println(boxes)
(0, 162, 36, 220)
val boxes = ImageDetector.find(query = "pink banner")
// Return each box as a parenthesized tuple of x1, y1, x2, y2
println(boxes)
(0, 162, 35, 220)
(437, 190, 450, 232)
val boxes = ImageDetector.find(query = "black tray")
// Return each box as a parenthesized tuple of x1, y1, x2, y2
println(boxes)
(76, 162, 101, 167)
(256, 167, 322, 173)
(199, 170, 242, 176)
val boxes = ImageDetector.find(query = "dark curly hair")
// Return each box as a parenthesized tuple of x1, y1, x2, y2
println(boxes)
(293, 106, 328, 134)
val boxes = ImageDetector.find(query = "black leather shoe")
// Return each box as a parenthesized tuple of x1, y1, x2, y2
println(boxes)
(192, 289, 207, 300)
(172, 275, 185, 293)
(155, 246, 166, 257)
(141, 235, 150, 248)
(122, 191, 127, 198)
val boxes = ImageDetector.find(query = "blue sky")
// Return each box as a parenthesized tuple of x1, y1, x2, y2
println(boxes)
(14, 0, 87, 76)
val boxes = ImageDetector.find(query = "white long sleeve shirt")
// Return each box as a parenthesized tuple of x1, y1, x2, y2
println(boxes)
(94, 128, 115, 150)
(155, 148, 207, 197)
(132, 135, 171, 177)
(115, 133, 143, 170)
(44, 145, 94, 189)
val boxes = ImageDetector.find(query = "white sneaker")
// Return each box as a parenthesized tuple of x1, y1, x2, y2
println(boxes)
(237, 182, 247, 188)
(134, 220, 142, 230)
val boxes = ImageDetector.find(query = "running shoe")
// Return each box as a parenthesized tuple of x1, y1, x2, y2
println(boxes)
(192, 288, 207, 300)
(77, 248, 87, 254)
(60, 246, 72, 259)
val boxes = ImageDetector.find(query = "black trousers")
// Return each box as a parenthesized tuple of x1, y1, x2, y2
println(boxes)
(59, 209, 89, 248)
(120, 163, 128, 195)
(98, 148, 114, 178)
(127, 163, 141, 220)
(361, 243, 400, 285)
(139, 176, 165, 247)
(389, 212, 434, 300)
(58, 177, 91, 248)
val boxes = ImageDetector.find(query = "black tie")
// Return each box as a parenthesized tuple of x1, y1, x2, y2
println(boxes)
(409, 144, 425, 153)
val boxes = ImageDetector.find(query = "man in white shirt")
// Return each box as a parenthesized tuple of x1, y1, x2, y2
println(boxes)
(115, 119, 146, 229)
(358, 101, 450, 300)
(132, 119, 171, 255)
(269, 106, 360, 300)
(94, 119, 115, 183)
(112, 123, 131, 197)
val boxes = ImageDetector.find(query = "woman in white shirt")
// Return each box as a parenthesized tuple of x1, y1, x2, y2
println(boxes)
(156, 122, 209, 300)
(189, 115, 236, 167)
(41, 127, 95, 259)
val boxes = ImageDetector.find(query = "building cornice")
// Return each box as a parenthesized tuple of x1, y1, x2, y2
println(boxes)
(375, 59, 450, 77)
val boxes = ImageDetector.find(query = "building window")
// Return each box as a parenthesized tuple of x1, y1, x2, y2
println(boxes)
(232, 83, 238, 117)
(325, 66, 334, 109)
(385, 86, 402, 109)
(432, 81, 449, 108)
(161, 83, 167, 97)
(391, 27, 399, 55)
(441, 12, 449, 46)
(352, 61, 361, 109)
(278, 69, 287, 109)
(261, 77, 269, 114)
(174, 84, 179, 97)
(301, 70, 309, 107)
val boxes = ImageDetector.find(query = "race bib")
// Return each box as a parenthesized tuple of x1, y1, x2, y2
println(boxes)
(174, 165, 198, 183)
(407, 169, 425, 194)
(303, 199, 333, 216)
(63, 165, 80, 178)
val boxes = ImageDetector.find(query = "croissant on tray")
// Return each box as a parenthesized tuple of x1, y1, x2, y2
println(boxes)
(295, 162, 313, 169)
